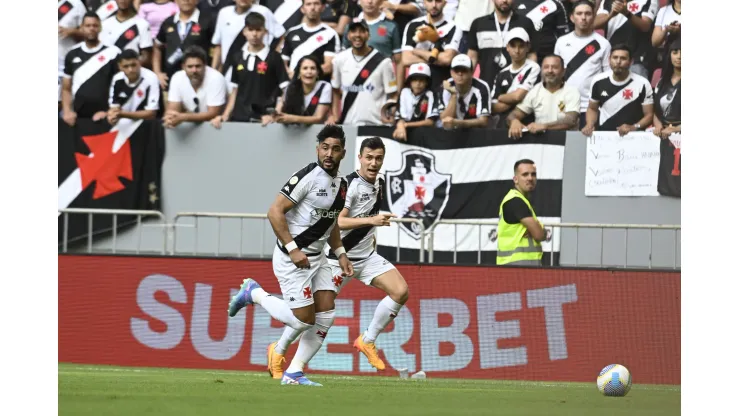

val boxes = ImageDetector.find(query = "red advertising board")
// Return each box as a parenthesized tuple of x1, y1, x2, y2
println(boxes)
(58, 255, 680, 384)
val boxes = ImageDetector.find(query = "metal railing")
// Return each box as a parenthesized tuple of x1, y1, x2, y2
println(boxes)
(426, 220, 681, 269)
(58, 208, 168, 254)
(171, 212, 426, 262)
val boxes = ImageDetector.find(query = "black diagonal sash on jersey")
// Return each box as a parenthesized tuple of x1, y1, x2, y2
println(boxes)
(304, 83, 326, 115)
(411, 95, 429, 122)
(462, 94, 479, 120)
(338, 51, 386, 124)
(278, 178, 348, 255)
(564, 39, 602, 81)
(135, 87, 151, 112)
(327, 177, 384, 260)
(115, 22, 140, 50)
(58, 1, 73, 20)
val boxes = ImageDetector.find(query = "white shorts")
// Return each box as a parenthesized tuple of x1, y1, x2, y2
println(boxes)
(327, 252, 396, 295)
(272, 246, 334, 308)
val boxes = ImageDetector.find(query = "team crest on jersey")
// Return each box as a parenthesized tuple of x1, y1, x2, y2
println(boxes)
(386, 149, 451, 240)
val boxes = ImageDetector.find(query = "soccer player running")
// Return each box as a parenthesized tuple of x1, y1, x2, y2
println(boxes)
(266, 136, 409, 378)
(228, 124, 354, 386)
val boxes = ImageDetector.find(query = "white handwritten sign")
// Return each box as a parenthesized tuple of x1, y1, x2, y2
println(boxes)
(585, 132, 661, 196)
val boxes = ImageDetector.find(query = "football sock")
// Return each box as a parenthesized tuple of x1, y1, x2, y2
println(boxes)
(253, 288, 313, 332)
(285, 309, 336, 374)
(363, 296, 403, 343)
(275, 326, 302, 355)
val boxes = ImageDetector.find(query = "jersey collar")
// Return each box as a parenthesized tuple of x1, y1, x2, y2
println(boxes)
(174, 9, 201, 24)
(241, 43, 270, 61)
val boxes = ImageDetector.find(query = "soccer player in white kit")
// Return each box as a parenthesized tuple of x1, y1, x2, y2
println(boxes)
(228, 124, 353, 386)
(266, 136, 410, 377)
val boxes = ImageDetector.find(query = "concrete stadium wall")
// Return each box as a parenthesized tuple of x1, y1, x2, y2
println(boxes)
(81, 122, 680, 269)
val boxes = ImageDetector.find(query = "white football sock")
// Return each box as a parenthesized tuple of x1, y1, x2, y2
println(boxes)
(363, 296, 403, 343)
(275, 326, 302, 355)
(285, 310, 335, 374)
(253, 289, 313, 332)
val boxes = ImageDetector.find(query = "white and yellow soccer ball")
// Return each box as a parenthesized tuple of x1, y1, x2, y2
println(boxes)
(597, 364, 632, 397)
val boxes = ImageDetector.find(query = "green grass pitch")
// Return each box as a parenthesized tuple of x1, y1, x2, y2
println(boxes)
(58, 363, 680, 415)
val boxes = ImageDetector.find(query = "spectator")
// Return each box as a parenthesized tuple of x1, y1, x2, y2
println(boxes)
(652, 38, 680, 140)
(90, 0, 120, 21)
(507, 54, 580, 139)
(100, 0, 154, 67)
(343, 0, 402, 60)
(321, 0, 353, 36)
(272, 55, 333, 125)
(400, 0, 463, 91)
(513, 0, 570, 63)
(651, 0, 680, 69)
(219, 13, 289, 124)
(153, 0, 215, 89)
(211, 0, 285, 83)
(61, 12, 122, 125)
(381, 0, 422, 36)
(595, 0, 657, 79)
(439, 54, 490, 129)
(491, 28, 540, 128)
(393, 63, 440, 141)
(467, 0, 539, 90)
(555, 0, 610, 128)
(280, 0, 341, 81)
(453, 0, 493, 54)
(581, 44, 654, 137)
(107, 49, 161, 125)
(198, 0, 234, 16)
(331, 20, 398, 126)
(138, 0, 180, 39)
(165, 46, 228, 127)
(59, 0, 87, 104)
(263, 0, 305, 32)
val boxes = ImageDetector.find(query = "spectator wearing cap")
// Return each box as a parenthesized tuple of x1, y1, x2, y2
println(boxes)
(343, 0, 402, 60)
(439, 54, 490, 129)
(507, 54, 580, 140)
(330, 18, 399, 126)
(652, 38, 680, 140)
(555, 0, 610, 128)
(467, 0, 539, 91)
(595, 0, 658, 79)
(400, 0, 463, 92)
(512, 0, 570, 63)
(393, 63, 440, 140)
(153, 0, 215, 91)
(581, 44, 654, 137)
(491, 27, 541, 128)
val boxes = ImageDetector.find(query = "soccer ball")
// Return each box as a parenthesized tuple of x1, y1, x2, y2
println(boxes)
(596, 364, 632, 397)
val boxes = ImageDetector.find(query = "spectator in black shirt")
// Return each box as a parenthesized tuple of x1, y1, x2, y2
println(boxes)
(153, 0, 216, 89)
(653, 38, 680, 140)
(321, 0, 352, 36)
(513, 0, 570, 63)
(220, 13, 289, 124)
(467, 0, 539, 90)
(273, 55, 333, 125)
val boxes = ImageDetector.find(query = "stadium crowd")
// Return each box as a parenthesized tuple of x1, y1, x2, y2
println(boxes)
(58, 0, 681, 139)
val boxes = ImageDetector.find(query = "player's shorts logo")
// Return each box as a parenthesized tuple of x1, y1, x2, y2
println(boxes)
(386, 149, 451, 240)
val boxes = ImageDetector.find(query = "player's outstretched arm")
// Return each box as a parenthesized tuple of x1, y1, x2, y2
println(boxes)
(267, 193, 297, 247)
(337, 209, 396, 230)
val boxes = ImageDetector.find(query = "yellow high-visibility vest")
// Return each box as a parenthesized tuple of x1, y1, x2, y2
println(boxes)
(496, 189, 543, 266)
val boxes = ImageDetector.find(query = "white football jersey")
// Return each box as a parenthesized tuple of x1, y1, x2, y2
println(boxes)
(278, 162, 348, 256)
(326, 171, 385, 261)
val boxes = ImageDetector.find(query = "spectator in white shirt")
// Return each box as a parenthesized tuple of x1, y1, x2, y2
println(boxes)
(507, 54, 580, 139)
(393, 63, 439, 140)
(165, 46, 228, 127)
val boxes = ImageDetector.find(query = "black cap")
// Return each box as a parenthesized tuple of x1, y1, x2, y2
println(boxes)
(348, 19, 370, 32)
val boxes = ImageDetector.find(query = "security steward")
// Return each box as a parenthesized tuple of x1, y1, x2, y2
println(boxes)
(496, 158, 550, 266)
